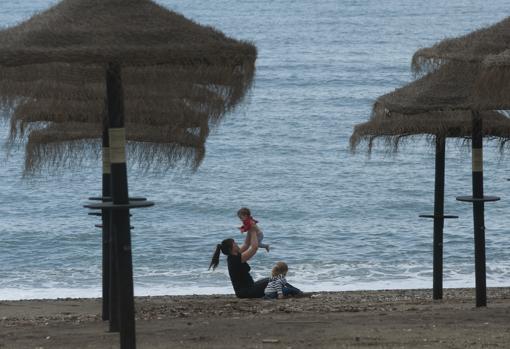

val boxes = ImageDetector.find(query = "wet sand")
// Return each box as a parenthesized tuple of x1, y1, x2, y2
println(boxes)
(1, 287, 510, 348)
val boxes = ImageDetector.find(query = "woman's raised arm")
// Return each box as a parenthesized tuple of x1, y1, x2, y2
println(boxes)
(241, 231, 259, 263)
(239, 233, 250, 253)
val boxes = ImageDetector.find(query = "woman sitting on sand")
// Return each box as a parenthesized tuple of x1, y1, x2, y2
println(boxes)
(209, 231, 269, 298)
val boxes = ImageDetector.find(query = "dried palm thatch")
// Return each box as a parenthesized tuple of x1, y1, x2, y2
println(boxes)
(10, 97, 207, 136)
(412, 16, 510, 74)
(350, 109, 510, 153)
(0, 0, 257, 172)
(482, 48, 510, 67)
(11, 101, 210, 173)
(24, 122, 206, 173)
(0, 0, 256, 67)
(9, 84, 213, 172)
(350, 62, 510, 152)
(373, 62, 510, 115)
(474, 49, 510, 109)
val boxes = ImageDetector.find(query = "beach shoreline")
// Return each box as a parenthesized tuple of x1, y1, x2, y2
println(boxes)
(1, 287, 509, 348)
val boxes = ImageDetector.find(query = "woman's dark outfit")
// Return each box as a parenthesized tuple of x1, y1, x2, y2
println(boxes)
(227, 253, 269, 298)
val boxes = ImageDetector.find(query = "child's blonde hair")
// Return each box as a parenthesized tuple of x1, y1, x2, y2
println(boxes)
(272, 261, 288, 277)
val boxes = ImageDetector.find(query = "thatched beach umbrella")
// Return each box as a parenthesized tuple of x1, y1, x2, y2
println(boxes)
(411, 16, 510, 74)
(351, 110, 510, 301)
(351, 61, 510, 306)
(10, 81, 213, 337)
(410, 18, 510, 306)
(0, 0, 256, 347)
(385, 60, 510, 309)
(4, 55, 253, 173)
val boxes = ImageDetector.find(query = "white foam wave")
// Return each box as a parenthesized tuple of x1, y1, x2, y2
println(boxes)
(1, 277, 509, 301)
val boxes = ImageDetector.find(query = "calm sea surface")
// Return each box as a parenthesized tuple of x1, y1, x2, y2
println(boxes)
(1, 0, 510, 300)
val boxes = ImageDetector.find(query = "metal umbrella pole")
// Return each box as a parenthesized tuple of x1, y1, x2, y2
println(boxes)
(420, 136, 458, 300)
(456, 110, 500, 307)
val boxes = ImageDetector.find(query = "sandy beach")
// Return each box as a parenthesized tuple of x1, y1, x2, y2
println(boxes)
(1, 287, 509, 348)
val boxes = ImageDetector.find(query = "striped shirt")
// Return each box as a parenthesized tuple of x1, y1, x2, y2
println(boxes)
(264, 274, 287, 296)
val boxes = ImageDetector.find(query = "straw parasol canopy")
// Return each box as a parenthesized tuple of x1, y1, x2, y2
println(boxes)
(371, 62, 484, 115)
(354, 19, 510, 308)
(371, 61, 510, 114)
(8, 89, 211, 172)
(349, 63, 510, 309)
(411, 16, 510, 74)
(0, 0, 256, 66)
(350, 109, 510, 152)
(23, 121, 206, 171)
(0, 0, 257, 172)
(350, 61, 510, 151)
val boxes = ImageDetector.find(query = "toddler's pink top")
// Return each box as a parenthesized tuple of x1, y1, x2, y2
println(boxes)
(239, 216, 258, 233)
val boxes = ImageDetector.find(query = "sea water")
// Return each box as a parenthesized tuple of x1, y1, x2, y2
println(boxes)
(0, 0, 509, 300)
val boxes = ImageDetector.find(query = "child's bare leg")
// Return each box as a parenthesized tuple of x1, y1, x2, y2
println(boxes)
(258, 234, 270, 252)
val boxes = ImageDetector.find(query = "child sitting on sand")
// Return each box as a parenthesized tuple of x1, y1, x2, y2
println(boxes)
(238, 207, 270, 252)
(264, 262, 303, 299)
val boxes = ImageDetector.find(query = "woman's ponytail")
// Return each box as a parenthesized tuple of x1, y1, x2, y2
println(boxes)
(209, 239, 234, 271)
(209, 244, 222, 270)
